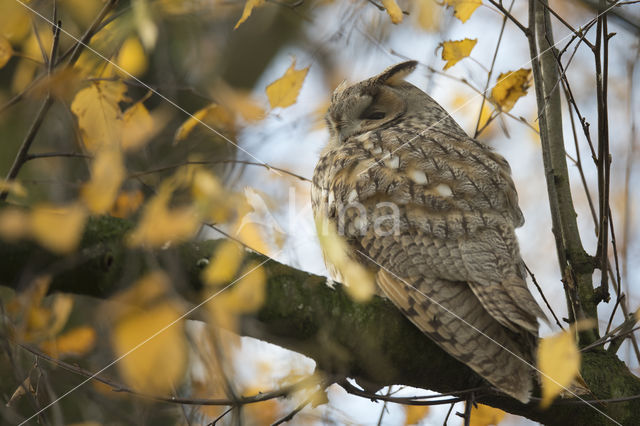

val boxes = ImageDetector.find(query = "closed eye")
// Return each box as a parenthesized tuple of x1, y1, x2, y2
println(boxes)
(363, 111, 386, 120)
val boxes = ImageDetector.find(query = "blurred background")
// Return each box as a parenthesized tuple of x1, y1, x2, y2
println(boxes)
(1, 0, 639, 424)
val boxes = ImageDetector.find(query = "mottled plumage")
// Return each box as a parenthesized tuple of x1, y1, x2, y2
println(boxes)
(311, 61, 545, 403)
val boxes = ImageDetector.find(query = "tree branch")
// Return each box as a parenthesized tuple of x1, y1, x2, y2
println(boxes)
(1, 214, 640, 424)
(527, 0, 598, 345)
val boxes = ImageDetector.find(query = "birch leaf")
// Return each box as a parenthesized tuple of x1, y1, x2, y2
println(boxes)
(444, 0, 482, 23)
(127, 185, 200, 247)
(81, 148, 125, 214)
(174, 104, 235, 142)
(116, 37, 148, 77)
(30, 203, 88, 254)
(315, 217, 375, 302)
(203, 240, 245, 286)
(112, 301, 187, 393)
(440, 38, 477, 70)
(491, 68, 531, 112)
(122, 95, 155, 150)
(537, 321, 593, 409)
(234, 0, 265, 30)
(265, 59, 309, 109)
(41, 326, 97, 357)
(382, 0, 403, 24)
(71, 81, 128, 152)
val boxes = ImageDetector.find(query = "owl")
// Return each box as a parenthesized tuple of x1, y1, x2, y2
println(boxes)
(311, 61, 546, 403)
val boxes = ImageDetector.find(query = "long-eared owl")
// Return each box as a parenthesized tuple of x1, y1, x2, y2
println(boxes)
(311, 61, 545, 402)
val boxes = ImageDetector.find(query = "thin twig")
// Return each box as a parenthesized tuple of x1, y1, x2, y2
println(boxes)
(524, 263, 564, 330)
(128, 159, 311, 182)
(535, 0, 595, 49)
(207, 407, 233, 426)
(25, 152, 91, 161)
(14, 342, 314, 407)
(270, 389, 317, 426)
(0, 0, 119, 114)
(474, 0, 513, 138)
(443, 402, 456, 425)
(594, 0, 611, 303)
(485, 0, 530, 34)
(339, 379, 469, 406)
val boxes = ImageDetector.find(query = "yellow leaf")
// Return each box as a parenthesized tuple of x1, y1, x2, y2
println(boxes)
(81, 148, 125, 214)
(414, 0, 441, 31)
(122, 96, 155, 150)
(315, 217, 375, 302)
(48, 294, 75, 336)
(0, 207, 29, 241)
(219, 262, 266, 313)
(191, 169, 228, 222)
(110, 190, 144, 218)
(234, 0, 265, 30)
(0, 2, 30, 42)
(636, 308, 640, 322)
(440, 38, 477, 70)
(0, 180, 26, 197)
(478, 103, 492, 130)
(174, 104, 235, 142)
(112, 301, 187, 394)
(63, 0, 104, 27)
(110, 271, 171, 311)
(469, 404, 506, 426)
(40, 326, 97, 357)
(405, 405, 430, 425)
(229, 93, 265, 122)
(491, 68, 531, 112)
(203, 240, 245, 286)
(265, 59, 309, 109)
(192, 170, 224, 204)
(71, 80, 128, 152)
(116, 36, 148, 77)
(444, 0, 482, 23)
(26, 306, 51, 337)
(537, 328, 581, 408)
(30, 203, 88, 254)
(234, 220, 270, 254)
(382, 0, 403, 24)
(0, 35, 13, 68)
(127, 184, 200, 247)
(212, 83, 266, 123)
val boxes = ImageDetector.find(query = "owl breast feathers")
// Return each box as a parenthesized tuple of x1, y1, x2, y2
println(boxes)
(311, 61, 546, 403)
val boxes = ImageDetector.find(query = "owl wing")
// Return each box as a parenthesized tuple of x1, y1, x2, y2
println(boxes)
(332, 128, 545, 334)
(376, 268, 534, 403)
(324, 128, 545, 401)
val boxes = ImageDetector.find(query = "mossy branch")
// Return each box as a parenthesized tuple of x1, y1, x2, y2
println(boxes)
(1, 215, 639, 424)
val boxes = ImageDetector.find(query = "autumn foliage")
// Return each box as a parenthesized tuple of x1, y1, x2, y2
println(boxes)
(1, 0, 639, 425)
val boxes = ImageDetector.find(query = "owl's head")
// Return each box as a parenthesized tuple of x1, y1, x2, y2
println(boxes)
(325, 61, 418, 145)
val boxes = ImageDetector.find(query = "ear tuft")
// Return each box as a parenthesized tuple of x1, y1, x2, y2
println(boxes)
(375, 61, 418, 86)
